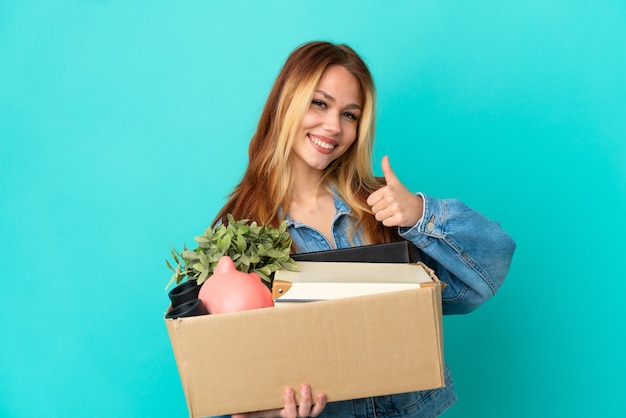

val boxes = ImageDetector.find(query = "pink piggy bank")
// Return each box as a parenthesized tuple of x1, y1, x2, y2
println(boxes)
(198, 256, 274, 314)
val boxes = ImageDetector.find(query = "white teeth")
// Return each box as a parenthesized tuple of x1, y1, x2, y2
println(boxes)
(310, 136, 336, 150)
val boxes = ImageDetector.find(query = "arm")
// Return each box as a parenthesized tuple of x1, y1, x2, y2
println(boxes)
(400, 194, 516, 315)
(367, 156, 516, 315)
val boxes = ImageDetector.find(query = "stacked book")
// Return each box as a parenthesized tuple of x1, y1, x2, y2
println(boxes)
(272, 241, 434, 303)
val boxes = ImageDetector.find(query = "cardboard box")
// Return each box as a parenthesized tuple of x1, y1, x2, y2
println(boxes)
(165, 262, 445, 417)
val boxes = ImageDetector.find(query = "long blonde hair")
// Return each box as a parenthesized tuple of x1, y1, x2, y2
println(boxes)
(213, 41, 400, 245)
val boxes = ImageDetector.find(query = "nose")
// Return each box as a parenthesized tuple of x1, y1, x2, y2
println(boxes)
(322, 112, 342, 135)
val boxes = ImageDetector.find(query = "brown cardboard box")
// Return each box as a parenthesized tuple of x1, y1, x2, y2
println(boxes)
(165, 262, 445, 417)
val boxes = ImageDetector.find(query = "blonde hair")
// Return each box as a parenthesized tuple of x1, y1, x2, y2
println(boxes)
(213, 41, 399, 245)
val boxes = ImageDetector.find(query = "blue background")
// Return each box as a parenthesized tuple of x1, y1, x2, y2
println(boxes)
(1, 1, 625, 417)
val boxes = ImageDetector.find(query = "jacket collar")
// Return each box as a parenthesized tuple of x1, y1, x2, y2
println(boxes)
(284, 192, 351, 227)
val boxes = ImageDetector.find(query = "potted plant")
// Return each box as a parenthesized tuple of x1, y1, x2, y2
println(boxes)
(165, 214, 299, 313)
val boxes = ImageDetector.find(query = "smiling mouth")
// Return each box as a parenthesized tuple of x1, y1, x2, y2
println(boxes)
(309, 135, 337, 150)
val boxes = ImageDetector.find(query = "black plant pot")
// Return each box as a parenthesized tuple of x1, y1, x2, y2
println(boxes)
(168, 279, 200, 308)
(165, 298, 208, 319)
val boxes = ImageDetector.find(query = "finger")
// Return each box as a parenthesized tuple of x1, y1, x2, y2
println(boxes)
(309, 393, 327, 417)
(282, 387, 297, 418)
(367, 190, 383, 209)
(372, 201, 388, 221)
(382, 213, 401, 227)
(381, 155, 400, 185)
(376, 208, 400, 227)
(297, 384, 313, 417)
(366, 185, 385, 206)
(372, 192, 402, 220)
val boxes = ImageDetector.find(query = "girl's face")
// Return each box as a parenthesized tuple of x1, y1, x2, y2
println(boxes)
(292, 65, 362, 172)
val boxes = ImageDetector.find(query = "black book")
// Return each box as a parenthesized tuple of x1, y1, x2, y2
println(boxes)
(292, 240, 422, 264)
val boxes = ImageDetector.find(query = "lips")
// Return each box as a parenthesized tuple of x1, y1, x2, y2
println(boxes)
(308, 134, 338, 153)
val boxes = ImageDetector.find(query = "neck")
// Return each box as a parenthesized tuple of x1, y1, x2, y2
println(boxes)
(290, 160, 329, 205)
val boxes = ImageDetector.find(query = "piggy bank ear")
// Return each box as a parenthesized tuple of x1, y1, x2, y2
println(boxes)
(249, 272, 261, 281)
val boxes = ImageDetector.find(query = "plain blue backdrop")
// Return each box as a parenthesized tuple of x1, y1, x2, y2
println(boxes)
(1, 1, 625, 417)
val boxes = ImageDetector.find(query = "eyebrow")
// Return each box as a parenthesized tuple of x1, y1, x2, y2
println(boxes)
(315, 89, 362, 110)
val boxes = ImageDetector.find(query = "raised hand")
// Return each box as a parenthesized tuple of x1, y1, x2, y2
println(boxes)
(366, 156, 423, 227)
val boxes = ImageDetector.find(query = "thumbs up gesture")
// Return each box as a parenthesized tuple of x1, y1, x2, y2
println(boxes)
(366, 156, 423, 227)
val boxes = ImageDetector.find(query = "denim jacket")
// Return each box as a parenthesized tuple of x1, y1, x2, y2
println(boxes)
(284, 193, 516, 417)
(215, 193, 515, 418)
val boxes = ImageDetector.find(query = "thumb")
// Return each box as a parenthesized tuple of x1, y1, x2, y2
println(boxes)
(381, 155, 400, 185)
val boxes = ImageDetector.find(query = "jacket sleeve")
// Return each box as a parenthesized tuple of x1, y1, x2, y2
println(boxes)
(399, 193, 516, 315)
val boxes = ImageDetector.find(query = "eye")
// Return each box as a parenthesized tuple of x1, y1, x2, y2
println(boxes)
(311, 99, 327, 108)
(342, 111, 359, 121)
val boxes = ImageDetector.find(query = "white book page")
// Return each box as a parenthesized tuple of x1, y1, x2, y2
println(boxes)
(274, 282, 420, 303)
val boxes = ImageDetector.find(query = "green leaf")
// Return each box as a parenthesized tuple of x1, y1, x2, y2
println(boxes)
(255, 270, 271, 283)
(217, 234, 232, 252)
(170, 248, 180, 264)
(182, 250, 199, 260)
(237, 260, 250, 273)
(192, 263, 206, 272)
(281, 260, 300, 271)
(263, 262, 280, 272)
(215, 226, 227, 239)
(266, 249, 287, 258)
(164, 272, 178, 290)
(236, 233, 247, 252)
(258, 266, 272, 276)
(198, 269, 210, 285)
(229, 252, 240, 261)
